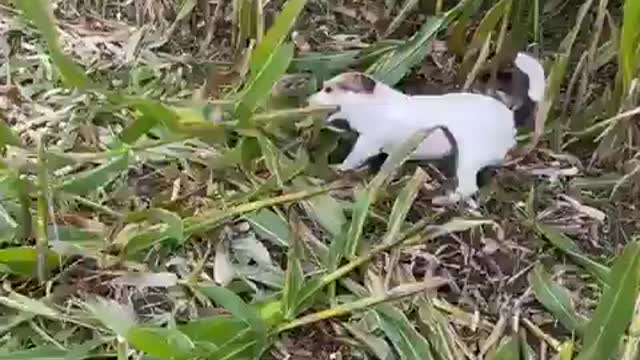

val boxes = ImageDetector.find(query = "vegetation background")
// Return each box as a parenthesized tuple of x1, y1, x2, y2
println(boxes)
(0, 0, 639, 359)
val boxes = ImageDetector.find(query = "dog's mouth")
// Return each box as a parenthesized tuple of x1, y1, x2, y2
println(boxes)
(327, 105, 341, 117)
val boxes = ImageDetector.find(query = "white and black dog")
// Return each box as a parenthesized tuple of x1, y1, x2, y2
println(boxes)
(307, 52, 546, 204)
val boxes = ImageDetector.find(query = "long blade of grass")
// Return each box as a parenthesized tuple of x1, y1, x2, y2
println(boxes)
(383, 168, 428, 287)
(619, 0, 640, 95)
(417, 297, 469, 360)
(531, 0, 594, 146)
(536, 224, 610, 282)
(277, 280, 447, 333)
(13, 0, 92, 89)
(367, 16, 445, 86)
(236, 42, 295, 125)
(0, 247, 60, 278)
(344, 129, 432, 258)
(197, 285, 267, 355)
(58, 153, 130, 196)
(576, 241, 640, 360)
(488, 336, 519, 360)
(282, 210, 306, 319)
(250, 0, 307, 76)
(530, 263, 586, 334)
(292, 216, 490, 324)
(376, 303, 434, 360)
(35, 142, 50, 283)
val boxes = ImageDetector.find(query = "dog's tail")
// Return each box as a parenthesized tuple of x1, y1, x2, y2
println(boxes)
(511, 52, 546, 129)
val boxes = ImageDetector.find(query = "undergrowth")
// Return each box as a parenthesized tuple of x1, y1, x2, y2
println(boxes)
(0, 0, 640, 359)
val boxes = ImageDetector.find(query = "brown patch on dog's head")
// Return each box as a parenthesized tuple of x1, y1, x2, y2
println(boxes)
(332, 72, 377, 94)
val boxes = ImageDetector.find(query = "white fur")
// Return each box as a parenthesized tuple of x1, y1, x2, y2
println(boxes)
(515, 52, 546, 102)
(308, 53, 545, 203)
(310, 94, 515, 200)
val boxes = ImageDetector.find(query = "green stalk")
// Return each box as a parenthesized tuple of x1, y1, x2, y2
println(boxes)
(35, 141, 50, 284)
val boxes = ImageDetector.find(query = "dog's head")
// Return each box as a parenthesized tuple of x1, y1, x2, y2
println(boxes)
(307, 72, 382, 108)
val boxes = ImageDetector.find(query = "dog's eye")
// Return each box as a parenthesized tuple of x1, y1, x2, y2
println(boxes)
(324, 86, 333, 93)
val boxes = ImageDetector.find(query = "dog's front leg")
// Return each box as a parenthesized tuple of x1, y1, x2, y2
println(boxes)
(338, 136, 382, 171)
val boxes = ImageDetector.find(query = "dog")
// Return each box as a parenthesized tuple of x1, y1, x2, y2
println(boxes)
(307, 52, 546, 204)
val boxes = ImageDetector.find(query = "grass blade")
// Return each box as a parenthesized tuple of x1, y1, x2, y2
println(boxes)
(282, 211, 306, 319)
(488, 336, 519, 360)
(532, 0, 594, 145)
(236, 42, 295, 124)
(576, 241, 640, 360)
(417, 298, 468, 360)
(367, 16, 445, 86)
(619, 0, 640, 95)
(58, 153, 130, 196)
(344, 129, 432, 258)
(0, 247, 60, 278)
(277, 280, 447, 333)
(0, 115, 22, 150)
(245, 209, 290, 247)
(530, 263, 586, 334)
(257, 134, 284, 187)
(198, 286, 267, 334)
(35, 142, 50, 283)
(536, 224, 610, 282)
(250, 0, 307, 76)
(377, 303, 434, 360)
(14, 0, 92, 89)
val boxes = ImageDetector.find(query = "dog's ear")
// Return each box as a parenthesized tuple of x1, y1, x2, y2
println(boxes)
(337, 73, 377, 94)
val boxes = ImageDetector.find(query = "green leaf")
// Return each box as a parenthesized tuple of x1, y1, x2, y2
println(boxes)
(534, 0, 593, 137)
(417, 298, 466, 360)
(343, 323, 394, 360)
(299, 188, 346, 238)
(382, 168, 428, 245)
(257, 134, 284, 187)
(86, 297, 137, 337)
(236, 42, 295, 125)
(119, 113, 159, 144)
(0, 339, 106, 360)
(466, 0, 509, 52)
(536, 224, 610, 282)
(0, 290, 60, 318)
(197, 286, 267, 336)
(250, 0, 307, 76)
(115, 208, 184, 255)
(245, 209, 290, 247)
(576, 241, 640, 360)
(0, 247, 60, 277)
(367, 16, 445, 86)
(118, 97, 181, 131)
(488, 336, 520, 360)
(619, 0, 640, 94)
(204, 328, 264, 360)
(448, 0, 484, 56)
(0, 116, 22, 149)
(14, 0, 92, 89)
(282, 225, 305, 319)
(179, 315, 248, 344)
(530, 264, 586, 334)
(0, 203, 19, 243)
(126, 208, 184, 242)
(345, 129, 431, 257)
(127, 326, 194, 360)
(377, 304, 433, 360)
(58, 153, 130, 195)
